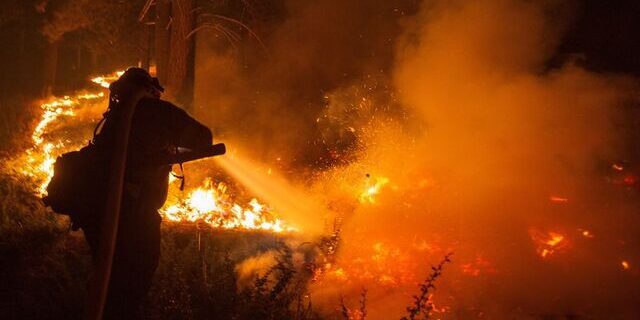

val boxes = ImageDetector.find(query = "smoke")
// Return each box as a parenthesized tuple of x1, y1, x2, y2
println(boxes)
(323, 0, 639, 318)
(235, 250, 277, 290)
(194, 0, 418, 165)
(195, 0, 640, 318)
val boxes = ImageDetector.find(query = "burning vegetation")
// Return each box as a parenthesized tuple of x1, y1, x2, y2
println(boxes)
(1, 0, 640, 319)
(18, 69, 295, 234)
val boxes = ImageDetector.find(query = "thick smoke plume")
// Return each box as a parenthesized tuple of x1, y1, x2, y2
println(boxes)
(195, 0, 640, 318)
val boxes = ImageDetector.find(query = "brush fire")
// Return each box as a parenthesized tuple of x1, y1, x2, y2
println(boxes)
(15, 66, 639, 317)
(19, 70, 294, 234)
(2, 0, 640, 319)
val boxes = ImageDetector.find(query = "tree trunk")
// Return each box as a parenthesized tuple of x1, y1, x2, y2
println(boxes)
(141, 23, 153, 71)
(41, 40, 59, 97)
(18, 14, 27, 90)
(166, 0, 196, 110)
(154, 0, 171, 82)
(75, 43, 82, 71)
(89, 49, 98, 72)
(18, 15, 26, 60)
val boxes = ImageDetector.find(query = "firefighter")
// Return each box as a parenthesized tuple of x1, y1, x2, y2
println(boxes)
(83, 67, 212, 318)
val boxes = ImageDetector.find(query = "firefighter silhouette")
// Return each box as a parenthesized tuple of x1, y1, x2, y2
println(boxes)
(83, 68, 212, 318)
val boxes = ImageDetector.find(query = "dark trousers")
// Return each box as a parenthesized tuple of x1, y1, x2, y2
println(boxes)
(83, 198, 161, 319)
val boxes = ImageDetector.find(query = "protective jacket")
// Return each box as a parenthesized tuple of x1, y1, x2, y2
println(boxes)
(86, 97, 212, 318)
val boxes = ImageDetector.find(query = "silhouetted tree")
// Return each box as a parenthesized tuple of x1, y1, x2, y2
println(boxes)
(38, 0, 90, 96)
(35, 0, 148, 95)
(154, 0, 171, 84)
(144, 0, 267, 110)
(165, 0, 196, 109)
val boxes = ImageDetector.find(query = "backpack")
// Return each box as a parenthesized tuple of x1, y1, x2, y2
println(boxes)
(42, 144, 109, 230)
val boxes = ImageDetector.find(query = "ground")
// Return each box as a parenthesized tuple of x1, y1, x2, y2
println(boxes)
(0, 168, 322, 319)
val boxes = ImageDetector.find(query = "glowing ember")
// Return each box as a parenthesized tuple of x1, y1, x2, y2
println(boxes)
(549, 196, 568, 203)
(427, 294, 451, 315)
(621, 261, 630, 270)
(460, 255, 497, 276)
(546, 233, 564, 246)
(530, 229, 568, 258)
(580, 229, 594, 238)
(312, 240, 431, 287)
(622, 175, 636, 186)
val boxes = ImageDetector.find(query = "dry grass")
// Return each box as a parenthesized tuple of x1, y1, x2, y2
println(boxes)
(0, 95, 36, 153)
(0, 164, 455, 319)
(401, 253, 452, 320)
(0, 169, 90, 320)
(144, 224, 322, 320)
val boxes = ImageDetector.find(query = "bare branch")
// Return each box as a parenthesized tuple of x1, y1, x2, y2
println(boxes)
(199, 13, 268, 53)
(138, 0, 155, 22)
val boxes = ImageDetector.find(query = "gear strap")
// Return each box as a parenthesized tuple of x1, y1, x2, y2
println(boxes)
(170, 162, 185, 191)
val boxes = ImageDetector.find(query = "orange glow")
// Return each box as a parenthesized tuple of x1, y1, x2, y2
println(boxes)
(19, 69, 295, 233)
(621, 261, 630, 270)
(26, 92, 108, 195)
(549, 196, 568, 203)
(332, 268, 348, 281)
(461, 255, 497, 276)
(530, 229, 569, 258)
(359, 176, 389, 204)
(160, 179, 296, 232)
(90, 70, 125, 89)
(581, 229, 594, 238)
(622, 176, 636, 186)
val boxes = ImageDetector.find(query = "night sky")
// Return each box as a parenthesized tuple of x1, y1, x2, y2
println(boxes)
(559, 0, 640, 75)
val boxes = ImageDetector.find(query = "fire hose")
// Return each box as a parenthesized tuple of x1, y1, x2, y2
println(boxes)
(83, 91, 142, 320)
(149, 143, 226, 166)
(82, 91, 225, 319)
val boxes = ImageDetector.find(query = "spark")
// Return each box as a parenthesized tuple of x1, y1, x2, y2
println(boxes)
(580, 229, 594, 238)
(549, 196, 568, 203)
(621, 261, 630, 270)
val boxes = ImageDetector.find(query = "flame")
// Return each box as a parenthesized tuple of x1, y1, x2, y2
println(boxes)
(359, 176, 389, 204)
(160, 179, 296, 233)
(26, 92, 107, 195)
(19, 69, 294, 233)
(530, 229, 568, 258)
(332, 267, 348, 281)
(91, 70, 125, 89)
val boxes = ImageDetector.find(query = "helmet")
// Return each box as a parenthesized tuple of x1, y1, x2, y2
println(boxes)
(110, 67, 164, 93)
